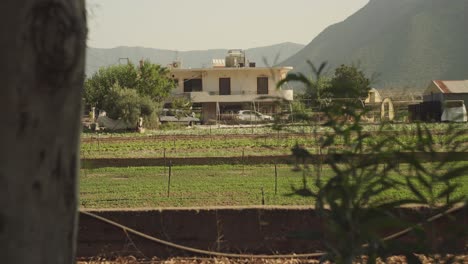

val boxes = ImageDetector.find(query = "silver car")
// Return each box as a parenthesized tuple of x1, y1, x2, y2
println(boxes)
(159, 109, 200, 126)
(236, 110, 273, 122)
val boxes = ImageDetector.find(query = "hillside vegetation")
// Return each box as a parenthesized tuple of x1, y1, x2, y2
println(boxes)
(281, 0, 468, 90)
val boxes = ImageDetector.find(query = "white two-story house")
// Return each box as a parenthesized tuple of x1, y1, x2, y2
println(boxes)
(169, 50, 294, 123)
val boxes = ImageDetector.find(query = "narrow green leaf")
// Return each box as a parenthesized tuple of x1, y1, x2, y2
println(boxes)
(406, 178, 428, 204)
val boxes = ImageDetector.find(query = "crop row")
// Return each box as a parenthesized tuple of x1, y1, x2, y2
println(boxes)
(80, 131, 467, 159)
(81, 123, 468, 139)
(79, 164, 468, 208)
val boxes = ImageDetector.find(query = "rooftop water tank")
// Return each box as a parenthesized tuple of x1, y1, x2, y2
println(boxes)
(225, 49, 245, 67)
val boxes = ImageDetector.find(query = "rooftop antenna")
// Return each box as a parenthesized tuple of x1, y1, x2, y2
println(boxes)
(171, 50, 182, 68)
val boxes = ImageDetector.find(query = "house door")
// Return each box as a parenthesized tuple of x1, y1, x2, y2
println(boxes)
(257, 77, 268, 95)
(219, 78, 231, 95)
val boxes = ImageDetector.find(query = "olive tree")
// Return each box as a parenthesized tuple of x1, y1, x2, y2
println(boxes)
(84, 63, 138, 110)
(84, 60, 175, 113)
(103, 83, 155, 126)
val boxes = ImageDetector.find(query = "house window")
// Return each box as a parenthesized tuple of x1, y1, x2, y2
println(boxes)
(184, 78, 203, 92)
(257, 77, 268, 95)
(219, 78, 231, 95)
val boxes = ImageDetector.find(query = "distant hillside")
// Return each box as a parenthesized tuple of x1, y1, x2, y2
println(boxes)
(86, 42, 304, 76)
(280, 0, 468, 91)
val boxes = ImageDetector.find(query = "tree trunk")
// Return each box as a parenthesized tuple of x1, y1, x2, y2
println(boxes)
(0, 1, 87, 263)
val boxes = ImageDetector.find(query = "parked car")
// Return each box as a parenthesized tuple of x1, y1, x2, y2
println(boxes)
(235, 110, 273, 122)
(159, 109, 200, 126)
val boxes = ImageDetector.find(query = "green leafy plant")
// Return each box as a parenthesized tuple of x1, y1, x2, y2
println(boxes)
(279, 62, 467, 264)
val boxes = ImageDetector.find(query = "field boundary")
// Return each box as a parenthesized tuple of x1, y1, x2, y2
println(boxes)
(77, 206, 467, 258)
(81, 152, 468, 168)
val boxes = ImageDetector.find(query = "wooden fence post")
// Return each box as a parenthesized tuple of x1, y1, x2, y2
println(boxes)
(242, 148, 245, 175)
(163, 148, 167, 174)
(261, 187, 265, 205)
(274, 163, 278, 195)
(167, 161, 172, 197)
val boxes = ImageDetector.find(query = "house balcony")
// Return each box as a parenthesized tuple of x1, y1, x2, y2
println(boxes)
(171, 90, 293, 103)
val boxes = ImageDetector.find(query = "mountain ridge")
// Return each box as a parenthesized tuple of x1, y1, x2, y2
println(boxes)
(86, 42, 304, 76)
(280, 0, 468, 91)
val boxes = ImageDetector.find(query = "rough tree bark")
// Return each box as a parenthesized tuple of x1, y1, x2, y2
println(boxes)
(0, 1, 87, 263)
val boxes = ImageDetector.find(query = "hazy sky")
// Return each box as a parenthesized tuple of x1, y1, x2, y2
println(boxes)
(86, 0, 369, 51)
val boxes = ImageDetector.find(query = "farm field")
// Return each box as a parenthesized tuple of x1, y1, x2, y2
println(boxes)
(79, 163, 468, 208)
(79, 123, 468, 208)
(77, 125, 468, 261)
(81, 123, 468, 138)
(80, 124, 468, 159)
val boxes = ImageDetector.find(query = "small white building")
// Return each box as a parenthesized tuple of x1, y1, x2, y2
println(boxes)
(423, 80, 468, 106)
(364, 88, 383, 104)
(169, 50, 294, 122)
(423, 80, 468, 122)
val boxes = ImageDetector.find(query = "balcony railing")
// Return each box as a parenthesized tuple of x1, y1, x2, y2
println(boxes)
(171, 89, 293, 100)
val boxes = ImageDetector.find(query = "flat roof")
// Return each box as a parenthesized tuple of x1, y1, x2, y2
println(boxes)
(171, 66, 293, 72)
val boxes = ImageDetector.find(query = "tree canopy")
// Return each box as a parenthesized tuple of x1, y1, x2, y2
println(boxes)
(135, 61, 174, 102)
(277, 61, 330, 103)
(279, 63, 371, 113)
(84, 63, 138, 110)
(102, 83, 155, 125)
(84, 60, 175, 108)
(328, 64, 371, 99)
(84, 60, 176, 125)
(280, 63, 371, 102)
